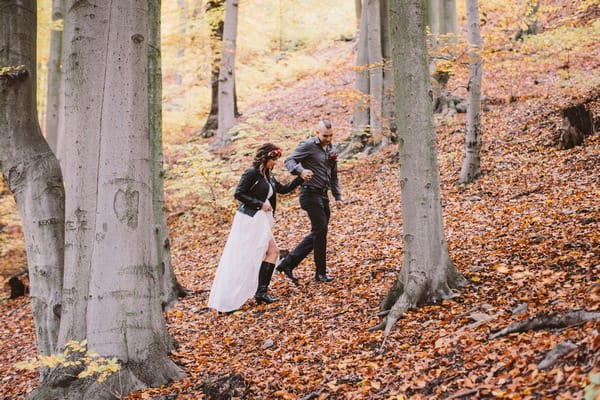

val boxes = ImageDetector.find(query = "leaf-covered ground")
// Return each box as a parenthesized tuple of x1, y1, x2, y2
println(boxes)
(1, 1, 599, 399)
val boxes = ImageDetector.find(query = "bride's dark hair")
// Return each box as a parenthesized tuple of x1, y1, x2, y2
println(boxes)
(253, 143, 282, 178)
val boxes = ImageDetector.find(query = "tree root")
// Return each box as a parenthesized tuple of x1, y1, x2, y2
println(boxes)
(489, 310, 600, 340)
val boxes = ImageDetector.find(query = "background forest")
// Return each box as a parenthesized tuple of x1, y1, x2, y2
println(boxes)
(1, 0, 599, 399)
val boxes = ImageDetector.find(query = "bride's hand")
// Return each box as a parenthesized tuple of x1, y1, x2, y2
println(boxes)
(261, 202, 273, 212)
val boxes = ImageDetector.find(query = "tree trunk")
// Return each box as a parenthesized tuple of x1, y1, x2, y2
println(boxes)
(440, 0, 458, 36)
(0, 0, 65, 361)
(377, 0, 467, 339)
(174, 0, 188, 85)
(427, 0, 441, 36)
(213, 0, 239, 149)
(341, 0, 394, 158)
(459, 0, 483, 184)
(40, 2, 183, 397)
(350, 0, 370, 138)
(355, 0, 363, 25)
(149, 0, 187, 309)
(201, 0, 225, 138)
(44, 0, 65, 155)
(380, 0, 394, 139)
(367, 0, 383, 140)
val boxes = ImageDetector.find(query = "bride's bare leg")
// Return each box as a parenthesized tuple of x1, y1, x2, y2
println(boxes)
(264, 239, 279, 264)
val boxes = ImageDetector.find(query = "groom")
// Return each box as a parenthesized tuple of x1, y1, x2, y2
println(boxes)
(277, 119, 344, 283)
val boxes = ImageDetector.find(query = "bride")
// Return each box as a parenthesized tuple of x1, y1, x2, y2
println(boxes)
(208, 143, 302, 312)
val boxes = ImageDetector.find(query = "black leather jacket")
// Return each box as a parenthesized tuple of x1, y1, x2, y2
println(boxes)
(235, 167, 302, 217)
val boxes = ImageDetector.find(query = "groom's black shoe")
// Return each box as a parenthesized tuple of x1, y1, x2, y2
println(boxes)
(315, 274, 333, 282)
(276, 259, 298, 284)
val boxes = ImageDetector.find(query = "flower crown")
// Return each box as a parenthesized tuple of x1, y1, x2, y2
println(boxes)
(267, 148, 282, 159)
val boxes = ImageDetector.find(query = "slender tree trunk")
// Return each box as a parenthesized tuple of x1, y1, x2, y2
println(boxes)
(341, 0, 394, 158)
(213, 0, 239, 149)
(440, 0, 458, 36)
(175, 0, 188, 85)
(459, 0, 483, 184)
(149, 0, 187, 309)
(0, 0, 65, 361)
(37, 2, 183, 397)
(44, 0, 65, 155)
(351, 1, 370, 136)
(355, 0, 362, 26)
(380, 0, 394, 141)
(427, 0, 441, 35)
(367, 0, 383, 139)
(377, 0, 467, 339)
(201, 0, 225, 138)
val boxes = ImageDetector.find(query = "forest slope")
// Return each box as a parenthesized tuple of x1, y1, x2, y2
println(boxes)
(0, 0, 599, 399)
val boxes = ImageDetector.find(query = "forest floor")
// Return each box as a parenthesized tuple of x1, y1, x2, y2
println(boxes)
(1, 1, 599, 399)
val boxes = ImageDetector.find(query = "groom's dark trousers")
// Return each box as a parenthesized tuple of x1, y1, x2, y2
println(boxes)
(281, 186, 330, 276)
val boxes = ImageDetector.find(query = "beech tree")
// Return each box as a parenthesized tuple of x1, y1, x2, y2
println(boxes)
(427, 0, 458, 38)
(0, 0, 65, 361)
(3, 1, 186, 398)
(212, 0, 239, 149)
(200, 0, 240, 138)
(339, 0, 394, 158)
(459, 0, 484, 184)
(373, 0, 467, 338)
(44, 0, 65, 155)
(149, 0, 188, 308)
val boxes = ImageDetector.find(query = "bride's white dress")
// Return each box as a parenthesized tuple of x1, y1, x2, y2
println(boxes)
(208, 184, 274, 312)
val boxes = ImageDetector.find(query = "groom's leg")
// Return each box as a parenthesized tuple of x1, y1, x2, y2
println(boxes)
(283, 232, 314, 269)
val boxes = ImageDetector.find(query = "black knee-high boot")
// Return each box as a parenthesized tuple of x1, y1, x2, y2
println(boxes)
(255, 261, 278, 304)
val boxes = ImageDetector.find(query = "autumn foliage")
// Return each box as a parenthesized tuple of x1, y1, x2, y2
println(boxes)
(1, 0, 599, 399)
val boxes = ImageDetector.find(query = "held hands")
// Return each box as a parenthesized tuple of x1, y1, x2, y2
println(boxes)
(334, 198, 345, 208)
(262, 202, 273, 212)
(300, 169, 314, 181)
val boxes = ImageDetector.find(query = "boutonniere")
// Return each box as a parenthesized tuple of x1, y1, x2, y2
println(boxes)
(328, 150, 338, 161)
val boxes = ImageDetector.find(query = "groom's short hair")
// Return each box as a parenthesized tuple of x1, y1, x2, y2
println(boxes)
(318, 119, 332, 130)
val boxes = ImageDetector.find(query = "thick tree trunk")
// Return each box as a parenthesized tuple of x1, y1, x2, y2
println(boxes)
(0, 0, 65, 361)
(149, 0, 187, 309)
(45, 2, 183, 398)
(44, 0, 65, 155)
(213, 0, 239, 149)
(378, 0, 467, 338)
(459, 0, 483, 184)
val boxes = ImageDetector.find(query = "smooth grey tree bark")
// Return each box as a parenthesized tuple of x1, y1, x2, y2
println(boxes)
(340, 0, 394, 158)
(31, 2, 183, 398)
(427, 0, 457, 36)
(44, 0, 65, 155)
(213, 0, 239, 149)
(459, 0, 483, 184)
(374, 0, 467, 339)
(355, 0, 363, 25)
(200, 0, 240, 138)
(149, 0, 187, 309)
(201, 0, 226, 138)
(0, 0, 65, 361)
